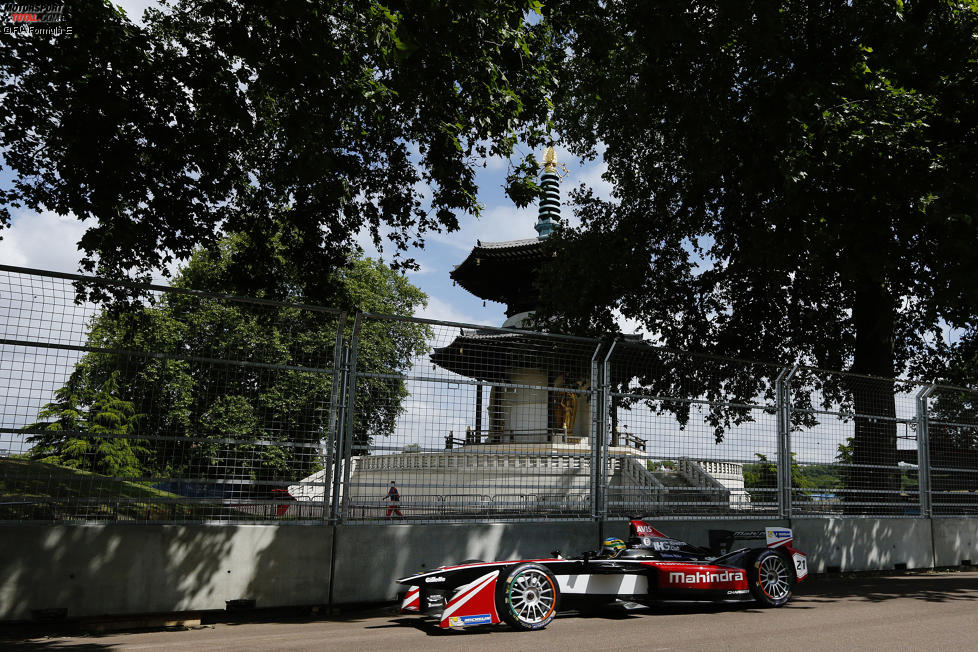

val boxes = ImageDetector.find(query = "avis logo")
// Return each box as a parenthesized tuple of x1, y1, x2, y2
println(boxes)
(668, 570, 744, 584)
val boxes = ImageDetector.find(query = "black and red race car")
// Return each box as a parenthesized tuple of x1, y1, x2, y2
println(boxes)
(396, 519, 808, 631)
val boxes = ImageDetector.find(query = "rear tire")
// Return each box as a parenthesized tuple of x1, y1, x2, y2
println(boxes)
(747, 550, 792, 607)
(496, 563, 559, 630)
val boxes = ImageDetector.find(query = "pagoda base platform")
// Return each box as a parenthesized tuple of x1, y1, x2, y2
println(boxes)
(291, 446, 750, 519)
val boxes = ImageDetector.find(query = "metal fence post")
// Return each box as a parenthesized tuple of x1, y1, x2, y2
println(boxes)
(339, 314, 363, 522)
(599, 340, 618, 522)
(775, 365, 798, 519)
(322, 313, 347, 524)
(915, 384, 937, 518)
(330, 341, 349, 523)
(589, 344, 604, 521)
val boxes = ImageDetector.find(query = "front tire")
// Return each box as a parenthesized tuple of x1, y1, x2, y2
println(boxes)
(496, 563, 559, 630)
(747, 550, 793, 607)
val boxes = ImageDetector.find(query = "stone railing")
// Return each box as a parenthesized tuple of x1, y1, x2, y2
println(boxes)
(613, 456, 666, 493)
(695, 460, 745, 485)
(678, 458, 730, 493)
(354, 451, 589, 472)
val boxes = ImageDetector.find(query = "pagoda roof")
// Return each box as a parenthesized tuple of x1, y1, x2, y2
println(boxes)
(429, 328, 595, 383)
(450, 238, 551, 314)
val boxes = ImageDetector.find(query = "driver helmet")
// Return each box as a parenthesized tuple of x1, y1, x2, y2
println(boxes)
(601, 537, 626, 558)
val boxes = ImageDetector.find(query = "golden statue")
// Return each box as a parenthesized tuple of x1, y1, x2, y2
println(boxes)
(543, 146, 558, 172)
(541, 145, 568, 176)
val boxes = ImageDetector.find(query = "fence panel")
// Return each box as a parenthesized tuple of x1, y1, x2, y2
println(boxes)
(4, 265, 978, 525)
(339, 313, 601, 522)
(925, 385, 978, 516)
(0, 266, 340, 523)
(604, 342, 782, 519)
(786, 367, 926, 517)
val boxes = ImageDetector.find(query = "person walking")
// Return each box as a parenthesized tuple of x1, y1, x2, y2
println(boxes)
(384, 480, 403, 518)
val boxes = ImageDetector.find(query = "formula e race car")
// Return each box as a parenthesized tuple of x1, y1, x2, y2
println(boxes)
(396, 519, 808, 631)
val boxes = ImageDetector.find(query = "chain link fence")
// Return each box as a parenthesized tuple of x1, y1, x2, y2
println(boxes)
(2, 265, 977, 524)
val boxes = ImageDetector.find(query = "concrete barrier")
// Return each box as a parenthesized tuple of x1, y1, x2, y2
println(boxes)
(331, 521, 599, 604)
(0, 524, 333, 621)
(792, 518, 935, 572)
(932, 518, 978, 567)
(2, 518, 977, 622)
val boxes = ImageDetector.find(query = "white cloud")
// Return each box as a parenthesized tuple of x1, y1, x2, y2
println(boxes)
(415, 296, 482, 326)
(0, 210, 86, 273)
(430, 203, 536, 252)
(613, 310, 645, 337)
(483, 155, 508, 172)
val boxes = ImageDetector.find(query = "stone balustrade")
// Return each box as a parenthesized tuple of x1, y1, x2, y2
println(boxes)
(355, 450, 590, 472)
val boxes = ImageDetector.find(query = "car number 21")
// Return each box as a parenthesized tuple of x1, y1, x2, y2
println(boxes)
(792, 553, 808, 579)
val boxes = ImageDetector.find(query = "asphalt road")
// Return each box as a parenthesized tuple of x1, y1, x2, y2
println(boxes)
(6, 571, 978, 651)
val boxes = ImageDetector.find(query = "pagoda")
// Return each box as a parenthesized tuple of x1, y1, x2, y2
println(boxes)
(290, 147, 747, 519)
(429, 146, 595, 446)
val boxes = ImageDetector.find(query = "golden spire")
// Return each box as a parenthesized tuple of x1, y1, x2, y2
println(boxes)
(543, 145, 558, 173)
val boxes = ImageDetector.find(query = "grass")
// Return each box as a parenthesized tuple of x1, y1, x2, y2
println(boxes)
(0, 458, 268, 522)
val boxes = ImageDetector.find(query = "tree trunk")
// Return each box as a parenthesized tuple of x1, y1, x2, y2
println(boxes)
(847, 280, 899, 513)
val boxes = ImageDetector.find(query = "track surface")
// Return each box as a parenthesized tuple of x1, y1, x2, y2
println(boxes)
(6, 571, 978, 651)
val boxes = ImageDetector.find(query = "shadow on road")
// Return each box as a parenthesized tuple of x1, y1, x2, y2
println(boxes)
(794, 571, 978, 604)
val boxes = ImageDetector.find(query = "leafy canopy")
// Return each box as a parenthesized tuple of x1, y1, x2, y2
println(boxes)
(0, 0, 553, 291)
(543, 0, 978, 378)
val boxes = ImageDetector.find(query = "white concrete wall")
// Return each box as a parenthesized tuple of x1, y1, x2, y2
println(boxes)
(504, 368, 549, 441)
(791, 518, 936, 572)
(0, 524, 333, 621)
(932, 518, 978, 566)
(2, 518, 977, 622)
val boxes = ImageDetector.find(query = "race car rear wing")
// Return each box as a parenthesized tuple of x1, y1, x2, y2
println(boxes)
(708, 527, 794, 556)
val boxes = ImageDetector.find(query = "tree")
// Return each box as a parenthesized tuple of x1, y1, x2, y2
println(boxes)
(744, 452, 842, 503)
(26, 235, 429, 484)
(28, 373, 147, 478)
(0, 1, 553, 293)
(538, 1, 978, 501)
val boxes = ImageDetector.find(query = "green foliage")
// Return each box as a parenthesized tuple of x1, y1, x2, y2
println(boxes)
(743, 453, 843, 502)
(0, 1, 553, 291)
(544, 1, 978, 372)
(538, 2, 978, 495)
(646, 459, 676, 472)
(742, 454, 779, 496)
(0, 458, 292, 521)
(28, 374, 147, 477)
(25, 236, 429, 482)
